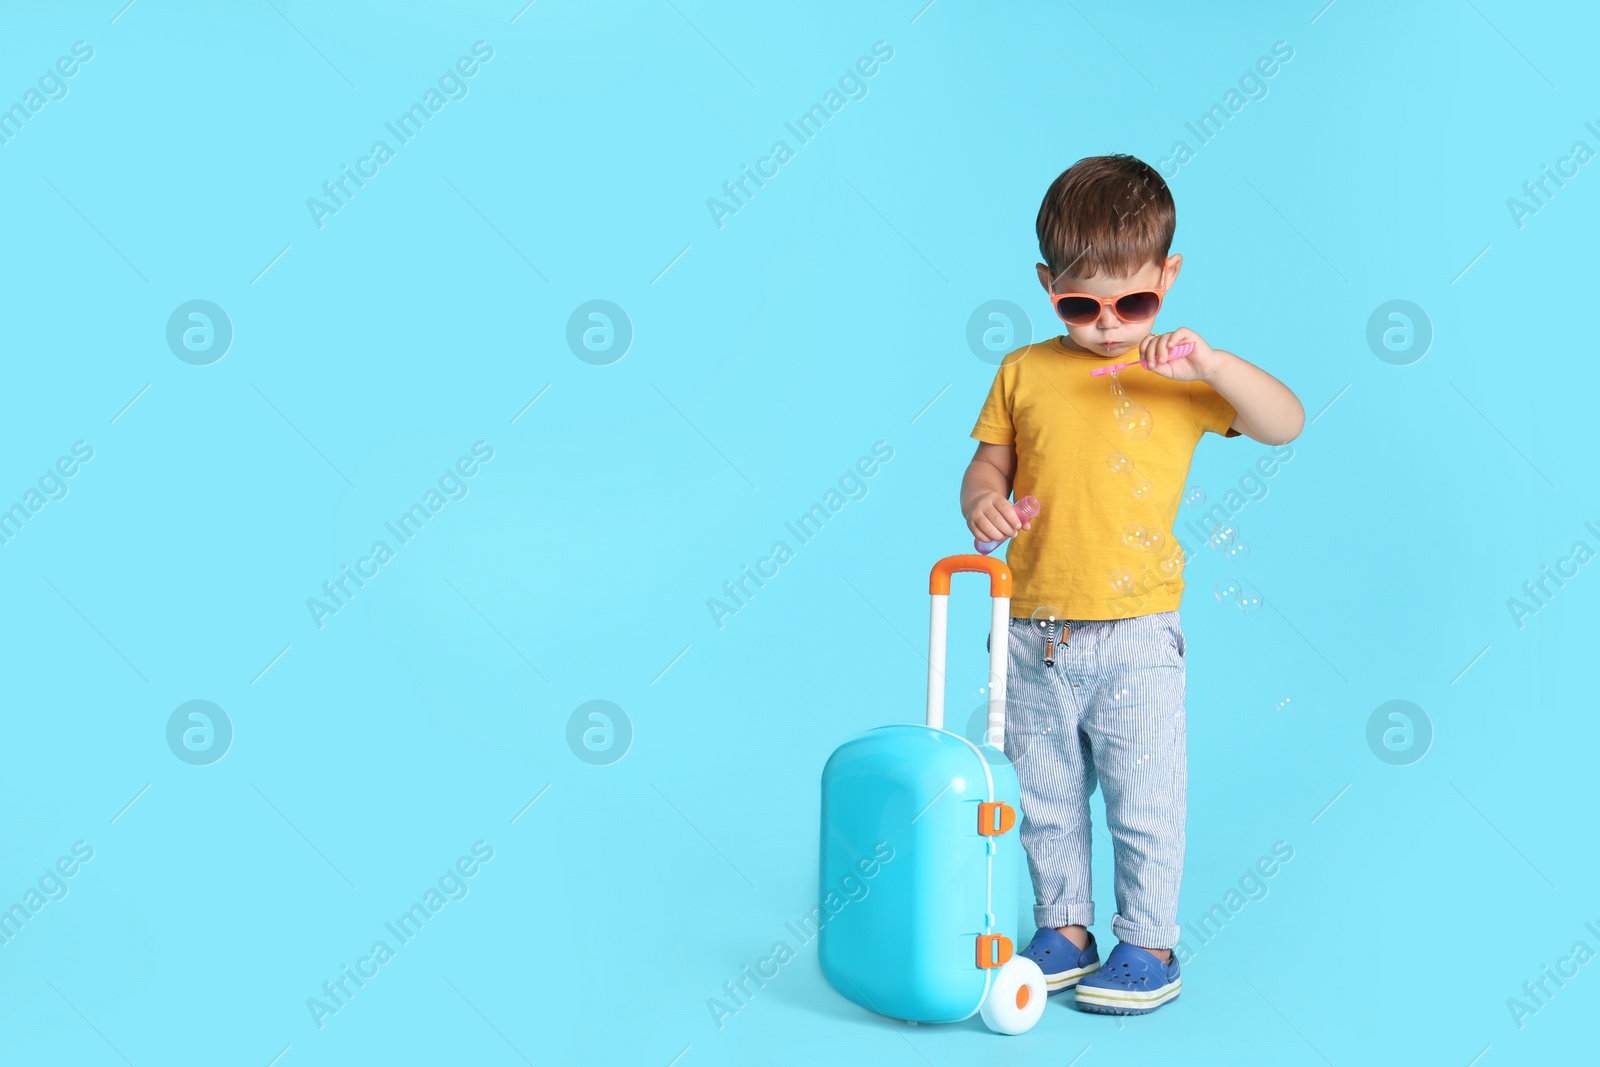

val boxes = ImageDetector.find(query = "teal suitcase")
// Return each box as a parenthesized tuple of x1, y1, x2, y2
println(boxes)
(818, 555, 1045, 1035)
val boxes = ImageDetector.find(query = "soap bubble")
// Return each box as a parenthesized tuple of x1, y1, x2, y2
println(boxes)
(966, 699, 1035, 763)
(1236, 582, 1264, 613)
(1029, 604, 1062, 631)
(1110, 569, 1137, 596)
(1107, 452, 1132, 474)
(1123, 525, 1165, 554)
(1210, 523, 1238, 549)
(1226, 539, 1250, 560)
(1112, 398, 1134, 419)
(1184, 486, 1205, 507)
(1157, 546, 1186, 577)
(1131, 479, 1153, 499)
(1214, 579, 1240, 604)
(1119, 405, 1152, 440)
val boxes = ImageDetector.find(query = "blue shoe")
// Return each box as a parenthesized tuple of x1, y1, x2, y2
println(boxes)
(1074, 942, 1181, 1015)
(1019, 928, 1100, 995)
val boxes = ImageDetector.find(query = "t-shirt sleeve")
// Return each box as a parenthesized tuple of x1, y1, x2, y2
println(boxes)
(1189, 380, 1240, 438)
(971, 366, 1015, 444)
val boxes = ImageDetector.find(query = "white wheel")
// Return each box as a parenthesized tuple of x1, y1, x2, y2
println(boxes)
(980, 956, 1047, 1035)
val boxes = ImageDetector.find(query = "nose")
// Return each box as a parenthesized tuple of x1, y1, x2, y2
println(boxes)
(1096, 303, 1120, 330)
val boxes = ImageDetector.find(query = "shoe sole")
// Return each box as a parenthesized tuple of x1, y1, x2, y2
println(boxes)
(1074, 980, 1181, 1014)
(1042, 962, 1100, 995)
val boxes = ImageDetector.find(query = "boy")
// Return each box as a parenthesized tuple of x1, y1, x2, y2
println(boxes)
(961, 155, 1302, 1015)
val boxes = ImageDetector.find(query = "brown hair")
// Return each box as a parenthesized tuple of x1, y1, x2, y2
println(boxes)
(1035, 155, 1175, 282)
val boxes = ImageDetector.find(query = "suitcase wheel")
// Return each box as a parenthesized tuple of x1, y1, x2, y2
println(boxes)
(980, 956, 1047, 1035)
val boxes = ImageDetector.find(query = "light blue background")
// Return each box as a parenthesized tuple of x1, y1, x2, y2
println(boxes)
(1, 1, 1594, 1064)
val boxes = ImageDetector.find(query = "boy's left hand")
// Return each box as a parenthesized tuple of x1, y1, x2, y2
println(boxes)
(1139, 328, 1226, 381)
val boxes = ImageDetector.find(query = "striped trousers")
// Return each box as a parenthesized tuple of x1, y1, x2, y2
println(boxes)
(998, 611, 1187, 949)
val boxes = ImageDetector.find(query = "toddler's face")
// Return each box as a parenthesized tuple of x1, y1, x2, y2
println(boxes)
(1036, 254, 1181, 357)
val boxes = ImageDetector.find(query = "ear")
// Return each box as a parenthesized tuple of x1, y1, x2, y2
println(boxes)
(1163, 253, 1183, 287)
(1036, 262, 1054, 292)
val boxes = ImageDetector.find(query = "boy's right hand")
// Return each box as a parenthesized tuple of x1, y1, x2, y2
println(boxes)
(965, 492, 1031, 543)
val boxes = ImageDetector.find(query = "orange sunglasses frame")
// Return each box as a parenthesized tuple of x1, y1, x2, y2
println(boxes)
(1045, 284, 1167, 326)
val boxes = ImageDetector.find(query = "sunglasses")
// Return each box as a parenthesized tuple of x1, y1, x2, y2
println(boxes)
(1046, 284, 1166, 326)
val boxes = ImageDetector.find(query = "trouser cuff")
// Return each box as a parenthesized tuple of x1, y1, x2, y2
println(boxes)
(1034, 901, 1095, 930)
(1111, 914, 1180, 951)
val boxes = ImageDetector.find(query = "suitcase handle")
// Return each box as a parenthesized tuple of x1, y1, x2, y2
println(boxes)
(926, 554, 1011, 748)
(929, 554, 1014, 598)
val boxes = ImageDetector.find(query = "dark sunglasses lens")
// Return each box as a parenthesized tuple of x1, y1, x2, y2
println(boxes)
(1115, 291, 1161, 321)
(1055, 296, 1101, 324)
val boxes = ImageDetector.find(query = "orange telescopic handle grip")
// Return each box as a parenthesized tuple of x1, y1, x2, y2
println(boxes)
(928, 554, 1013, 598)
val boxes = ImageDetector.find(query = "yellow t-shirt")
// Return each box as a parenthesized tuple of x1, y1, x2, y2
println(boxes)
(971, 336, 1238, 620)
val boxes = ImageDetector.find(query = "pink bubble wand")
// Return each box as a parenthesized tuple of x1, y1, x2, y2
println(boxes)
(975, 495, 1040, 555)
(1089, 340, 1194, 377)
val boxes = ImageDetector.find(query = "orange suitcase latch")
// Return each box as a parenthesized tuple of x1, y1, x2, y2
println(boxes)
(978, 801, 1016, 836)
(976, 933, 1013, 969)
